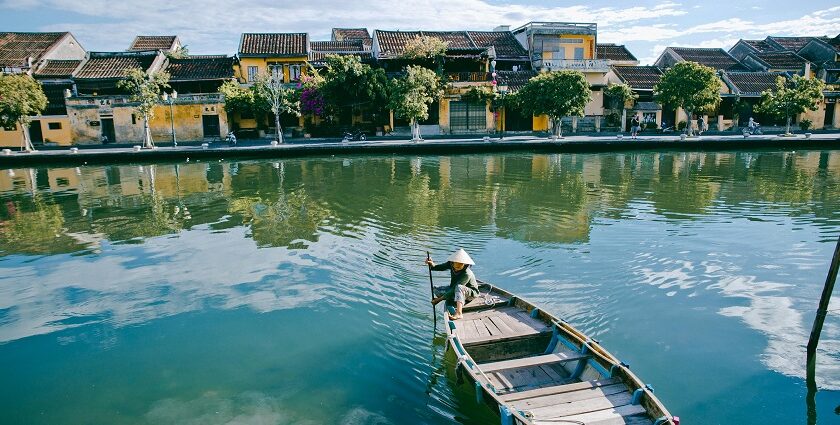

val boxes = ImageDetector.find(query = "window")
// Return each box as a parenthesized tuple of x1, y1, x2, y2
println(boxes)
(290, 65, 301, 81)
(574, 48, 584, 60)
(48, 122, 62, 130)
(558, 38, 584, 44)
(131, 114, 137, 125)
(247, 66, 259, 82)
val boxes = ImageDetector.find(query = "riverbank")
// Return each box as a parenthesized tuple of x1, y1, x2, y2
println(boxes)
(2, 132, 839, 167)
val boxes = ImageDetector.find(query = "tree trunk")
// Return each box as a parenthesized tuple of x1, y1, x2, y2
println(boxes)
(143, 114, 154, 149)
(19, 119, 35, 152)
(275, 112, 283, 143)
(685, 110, 693, 137)
(412, 119, 421, 141)
(621, 108, 627, 133)
(786, 116, 792, 135)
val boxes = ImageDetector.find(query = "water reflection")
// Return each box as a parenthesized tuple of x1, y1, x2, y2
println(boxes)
(1, 151, 840, 423)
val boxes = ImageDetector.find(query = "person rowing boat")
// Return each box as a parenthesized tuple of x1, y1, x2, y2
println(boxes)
(425, 248, 480, 320)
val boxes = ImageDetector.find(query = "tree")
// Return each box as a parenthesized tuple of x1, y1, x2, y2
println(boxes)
(0, 73, 48, 152)
(117, 68, 170, 148)
(654, 61, 721, 137)
(253, 73, 301, 144)
(400, 36, 449, 74)
(166, 45, 190, 59)
(319, 55, 389, 126)
(219, 79, 256, 130)
(388, 65, 442, 141)
(756, 75, 825, 135)
(516, 70, 591, 138)
(604, 83, 638, 131)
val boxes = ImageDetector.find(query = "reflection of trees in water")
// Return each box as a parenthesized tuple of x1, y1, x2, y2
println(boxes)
(229, 189, 331, 248)
(0, 194, 81, 255)
(1, 152, 840, 255)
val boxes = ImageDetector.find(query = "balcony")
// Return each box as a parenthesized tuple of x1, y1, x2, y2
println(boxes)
(445, 72, 492, 84)
(537, 59, 610, 73)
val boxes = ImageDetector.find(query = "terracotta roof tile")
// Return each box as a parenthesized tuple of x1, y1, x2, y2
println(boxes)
(0, 32, 67, 68)
(670, 47, 748, 71)
(311, 40, 365, 52)
(596, 44, 637, 62)
(374, 30, 421, 58)
(165, 56, 235, 81)
(768, 36, 827, 52)
(331, 28, 371, 42)
(74, 51, 158, 79)
(128, 36, 177, 51)
(742, 39, 778, 53)
(723, 71, 782, 95)
(467, 31, 528, 59)
(421, 31, 475, 49)
(751, 51, 808, 69)
(34, 59, 81, 77)
(239, 33, 308, 57)
(612, 66, 663, 90)
(496, 70, 537, 92)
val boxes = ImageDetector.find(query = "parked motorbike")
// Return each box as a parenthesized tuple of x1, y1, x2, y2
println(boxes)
(226, 131, 237, 146)
(342, 129, 367, 142)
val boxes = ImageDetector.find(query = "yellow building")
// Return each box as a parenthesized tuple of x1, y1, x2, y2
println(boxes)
(0, 32, 86, 148)
(233, 33, 311, 133)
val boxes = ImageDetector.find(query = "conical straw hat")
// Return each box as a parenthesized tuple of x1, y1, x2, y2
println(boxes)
(447, 248, 475, 265)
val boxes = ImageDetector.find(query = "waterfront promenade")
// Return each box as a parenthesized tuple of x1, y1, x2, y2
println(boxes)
(1, 132, 839, 167)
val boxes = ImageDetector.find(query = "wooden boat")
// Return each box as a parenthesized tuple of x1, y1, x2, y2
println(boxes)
(443, 284, 678, 425)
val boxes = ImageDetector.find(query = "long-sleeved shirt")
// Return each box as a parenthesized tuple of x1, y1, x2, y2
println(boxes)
(431, 261, 479, 302)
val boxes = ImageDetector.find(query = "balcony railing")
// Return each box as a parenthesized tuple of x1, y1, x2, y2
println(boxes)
(445, 72, 491, 82)
(538, 59, 610, 73)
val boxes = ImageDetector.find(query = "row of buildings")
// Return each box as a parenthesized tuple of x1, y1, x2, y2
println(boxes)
(1, 23, 839, 147)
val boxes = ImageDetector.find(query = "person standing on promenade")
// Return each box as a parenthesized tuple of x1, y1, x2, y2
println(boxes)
(630, 115, 641, 139)
(697, 116, 705, 136)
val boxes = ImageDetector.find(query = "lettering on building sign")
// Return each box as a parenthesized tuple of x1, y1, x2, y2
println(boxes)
(542, 59, 608, 70)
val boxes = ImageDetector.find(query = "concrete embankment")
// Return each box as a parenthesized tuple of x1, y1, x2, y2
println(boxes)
(1, 134, 838, 167)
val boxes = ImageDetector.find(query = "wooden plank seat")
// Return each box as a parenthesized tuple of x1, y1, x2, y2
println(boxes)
(462, 290, 509, 312)
(478, 352, 590, 373)
(452, 305, 552, 346)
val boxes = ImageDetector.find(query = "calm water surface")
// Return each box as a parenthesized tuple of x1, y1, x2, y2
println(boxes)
(1, 151, 839, 424)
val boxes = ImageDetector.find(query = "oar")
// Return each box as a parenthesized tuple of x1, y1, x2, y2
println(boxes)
(427, 251, 437, 329)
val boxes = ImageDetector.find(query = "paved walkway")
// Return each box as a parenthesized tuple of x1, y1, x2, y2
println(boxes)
(2, 132, 839, 167)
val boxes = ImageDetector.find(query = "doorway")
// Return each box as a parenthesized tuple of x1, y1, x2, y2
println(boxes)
(101, 118, 116, 144)
(824, 101, 835, 128)
(202, 115, 221, 139)
(28, 120, 43, 145)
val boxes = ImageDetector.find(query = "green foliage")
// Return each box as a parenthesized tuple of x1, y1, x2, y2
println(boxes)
(516, 70, 591, 135)
(0, 73, 48, 129)
(604, 83, 637, 111)
(799, 119, 812, 131)
(460, 86, 495, 104)
(219, 80, 256, 116)
(677, 121, 687, 131)
(388, 65, 442, 123)
(654, 61, 721, 121)
(116, 68, 170, 119)
(400, 36, 449, 60)
(756, 75, 824, 131)
(165, 45, 190, 59)
(320, 55, 389, 119)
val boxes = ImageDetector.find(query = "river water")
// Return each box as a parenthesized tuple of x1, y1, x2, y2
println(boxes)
(1, 151, 839, 424)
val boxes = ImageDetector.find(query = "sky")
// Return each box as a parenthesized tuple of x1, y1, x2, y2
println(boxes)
(1, 0, 839, 65)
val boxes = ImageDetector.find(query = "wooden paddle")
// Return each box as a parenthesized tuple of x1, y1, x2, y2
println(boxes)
(427, 251, 436, 329)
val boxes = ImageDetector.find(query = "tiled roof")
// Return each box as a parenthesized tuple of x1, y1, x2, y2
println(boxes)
(239, 33, 308, 57)
(311, 40, 364, 52)
(467, 31, 528, 59)
(741, 39, 778, 53)
(74, 51, 158, 79)
(34, 59, 81, 77)
(670, 47, 748, 71)
(128, 35, 177, 51)
(596, 44, 637, 62)
(751, 51, 808, 69)
(374, 30, 421, 57)
(0, 32, 67, 68)
(723, 71, 782, 95)
(166, 56, 235, 81)
(496, 70, 537, 92)
(309, 51, 367, 67)
(612, 66, 663, 90)
(421, 31, 475, 49)
(332, 28, 371, 42)
(768, 36, 826, 52)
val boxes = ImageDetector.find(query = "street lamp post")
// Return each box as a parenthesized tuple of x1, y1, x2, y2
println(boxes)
(163, 90, 178, 147)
